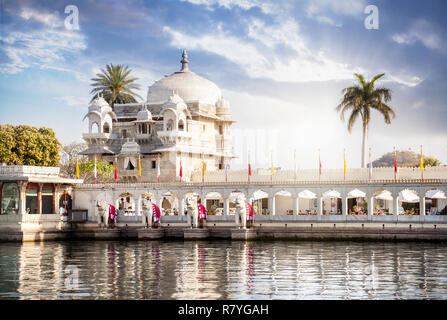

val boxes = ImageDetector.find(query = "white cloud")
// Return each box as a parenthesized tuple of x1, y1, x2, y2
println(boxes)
(164, 21, 360, 83)
(306, 0, 366, 17)
(392, 20, 445, 52)
(0, 29, 87, 74)
(54, 95, 90, 109)
(180, 0, 280, 14)
(18, 7, 62, 28)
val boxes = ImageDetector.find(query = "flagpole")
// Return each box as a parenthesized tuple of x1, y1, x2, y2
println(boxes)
(157, 156, 160, 183)
(421, 144, 424, 183)
(248, 150, 251, 184)
(369, 148, 372, 183)
(138, 154, 141, 184)
(115, 156, 118, 183)
(344, 148, 346, 181)
(394, 146, 397, 181)
(294, 148, 297, 182)
(270, 150, 273, 183)
(202, 152, 205, 184)
(318, 149, 321, 183)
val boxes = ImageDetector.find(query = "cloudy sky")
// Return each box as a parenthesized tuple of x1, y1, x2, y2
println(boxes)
(1, 0, 446, 170)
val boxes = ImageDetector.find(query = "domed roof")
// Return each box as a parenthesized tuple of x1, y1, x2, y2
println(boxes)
(134, 105, 153, 122)
(89, 94, 111, 111)
(146, 50, 222, 105)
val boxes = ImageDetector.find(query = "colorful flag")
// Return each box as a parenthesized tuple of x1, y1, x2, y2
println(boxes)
(108, 204, 117, 222)
(179, 158, 183, 182)
(138, 155, 141, 183)
(157, 160, 160, 183)
(420, 145, 424, 183)
(270, 152, 274, 182)
(369, 148, 373, 182)
(248, 150, 251, 183)
(202, 155, 206, 183)
(225, 161, 229, 182)
(75, 157, 79, 179)
(319, 150, 322, 181)
(343, 149, 347, 180)
(394, 147, 397, 181)
(114, 157, 118, 182)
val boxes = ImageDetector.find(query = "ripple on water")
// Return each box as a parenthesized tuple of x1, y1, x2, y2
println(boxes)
(0, 240, 447, 299)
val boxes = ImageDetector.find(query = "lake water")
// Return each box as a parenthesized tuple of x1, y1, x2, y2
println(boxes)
(0, 240, 446, 300)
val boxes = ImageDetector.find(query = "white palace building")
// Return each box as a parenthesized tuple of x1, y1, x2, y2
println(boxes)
(1, 51, 447, 240)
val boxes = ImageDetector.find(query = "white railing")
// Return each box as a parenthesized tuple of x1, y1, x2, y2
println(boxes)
(0, 165, 59, 177)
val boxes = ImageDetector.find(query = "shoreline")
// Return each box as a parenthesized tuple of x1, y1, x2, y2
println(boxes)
(2, 221, 447, 242)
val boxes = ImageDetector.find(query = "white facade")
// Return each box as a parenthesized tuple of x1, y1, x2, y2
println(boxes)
(81, 50, 235, 182)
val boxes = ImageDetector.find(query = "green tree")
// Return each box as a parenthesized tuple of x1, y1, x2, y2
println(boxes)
(90, 64, 142, 108)
(80, 159, 115, 184)
(336, 73, 395, 168)
(59, 142, 88, 177)
(0, 125, 61, 166)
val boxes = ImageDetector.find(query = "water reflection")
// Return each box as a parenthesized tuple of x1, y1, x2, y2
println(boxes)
(0, 241, 447, 300)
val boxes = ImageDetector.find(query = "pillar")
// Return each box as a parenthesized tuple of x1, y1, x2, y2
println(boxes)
(317, 196, 323, 216)
(293, 195, 299, 216)
(135, 194, 140, 217)
(342, 196, 348, 217)
(178, 194, 185, 221)
(38, 183, 43, 214)
(269, 195, 275, 216)
(0, 182, 3, 215)
(54, 184, 61, 214)
(224, 195, 230, 215)
(368, 195, 374, 220)
(18, 182, 27, 215)
(419, 194, 426, 218)
(393, 192, 399, 221)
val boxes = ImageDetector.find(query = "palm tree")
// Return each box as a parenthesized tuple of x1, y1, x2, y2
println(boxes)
(336, 73, 395, 168)
(90, 64, 142, 108)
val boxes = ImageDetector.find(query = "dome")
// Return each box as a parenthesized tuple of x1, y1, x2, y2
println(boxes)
(134, 105, 153, 122)
(89, 94, 110, 111)
(146, 50, 222, 105)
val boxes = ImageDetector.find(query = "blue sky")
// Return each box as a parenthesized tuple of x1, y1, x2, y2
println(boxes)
(1, 0, 447, 169)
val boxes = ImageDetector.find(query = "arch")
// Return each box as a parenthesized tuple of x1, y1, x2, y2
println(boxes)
(178, 119, 185, 131)
(346, 188, 367, 215)
(103, 122, 110, 133)
(321, 189, 341, 215)
(1, 182, 19, 215)
(117, 192, 135, 216)
(297, 189, 317, 215)
(372, 189, 393, 215)
(398, 189, 420, 215)
(160, 191, 178, 215)
(140, 192, 156, 210)
(251, 189, 269, 215)
(274, 189, 293, 215)
(204, 191, 223, 215)
(59, 191, 72, 216)
(91, 122, 99, 134)
(167, 119, 175, 131)
(425, 189, 447, 215)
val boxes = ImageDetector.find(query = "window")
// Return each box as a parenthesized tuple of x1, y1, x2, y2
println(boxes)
(103, 123, 110, 133)
(178, 120, 184, 131)
(42, 185, 54, 214)
(152, 160, 156, 169)
(167, 119, 174, 131)
(202, 125, 206, 132)
(122, 130, 127, 138)
(26, 185, 38, 214)
(219, 125, 223, 135)
(142, 124, 147, 134)
(1, 183, 18, 215)
(91, 122, 99, 133)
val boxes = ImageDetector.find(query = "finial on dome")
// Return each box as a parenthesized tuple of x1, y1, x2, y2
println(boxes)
(180, 49, 189, 72)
